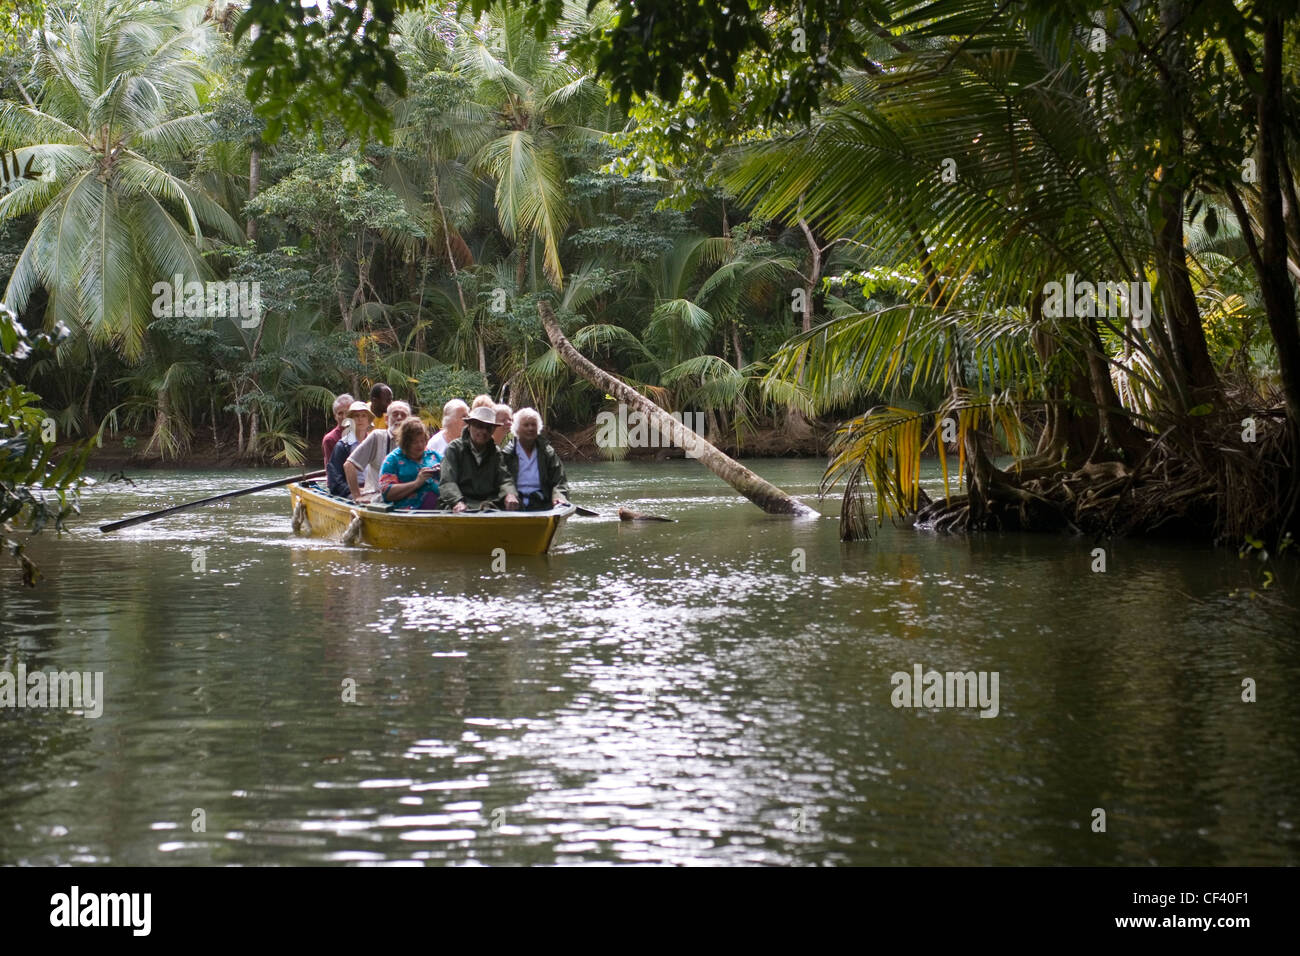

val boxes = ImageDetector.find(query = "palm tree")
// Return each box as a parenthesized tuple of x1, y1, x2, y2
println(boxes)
(636, 234, 797, 438)
(388, 8, 495, 365)
(0, 0, 243, 343)
(450, 0, 611, 289)
(720, 5, 1194, 535)
(0, 0, 242, 433)
(720, 1, 1300, 543)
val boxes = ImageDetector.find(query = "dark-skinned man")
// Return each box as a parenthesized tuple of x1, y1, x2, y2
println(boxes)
(439, 406, 520, 512)
(369, 382, 393, 430)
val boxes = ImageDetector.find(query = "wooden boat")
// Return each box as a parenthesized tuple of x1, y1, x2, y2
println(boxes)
(286, 481, 576, 554)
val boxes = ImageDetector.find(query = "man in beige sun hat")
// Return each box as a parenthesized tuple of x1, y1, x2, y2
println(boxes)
(438, 405, 519, 512)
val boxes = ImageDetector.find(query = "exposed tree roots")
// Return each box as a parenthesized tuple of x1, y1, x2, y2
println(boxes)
(883, 411, 1296, 544)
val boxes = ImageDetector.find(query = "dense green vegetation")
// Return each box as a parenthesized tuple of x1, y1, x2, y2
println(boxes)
(2, 0, 825, 469)
(3, 0, 1299, 564)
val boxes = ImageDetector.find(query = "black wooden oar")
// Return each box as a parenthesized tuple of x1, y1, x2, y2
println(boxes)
(99, 470, 326, 533)
(573, 505, 599, 517)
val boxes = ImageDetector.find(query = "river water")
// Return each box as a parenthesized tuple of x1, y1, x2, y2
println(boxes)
(1, 459, 1297, 865)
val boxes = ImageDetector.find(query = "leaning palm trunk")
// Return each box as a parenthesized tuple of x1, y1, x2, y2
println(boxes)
(539, 302, 814, 516)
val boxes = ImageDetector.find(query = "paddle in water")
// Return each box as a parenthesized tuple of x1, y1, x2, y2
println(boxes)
(99, 471, 327, 533)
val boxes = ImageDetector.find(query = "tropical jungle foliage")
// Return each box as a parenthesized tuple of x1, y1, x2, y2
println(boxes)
(2, 0, 1299, 558)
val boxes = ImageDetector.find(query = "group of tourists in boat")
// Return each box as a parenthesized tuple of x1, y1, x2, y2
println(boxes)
(319, 384, 569, 513)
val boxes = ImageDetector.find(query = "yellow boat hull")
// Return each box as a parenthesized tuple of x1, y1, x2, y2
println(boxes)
(287, 482, 574, 555)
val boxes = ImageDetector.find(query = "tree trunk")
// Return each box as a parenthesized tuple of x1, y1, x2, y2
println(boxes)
(1153, 0, 1220, 406)
(1025, 301, 1098, 470)
(1253, 15, 1300, 528)
(246, 145, 260, 241)
(783, 405, 816, 447)
(1254, 16, 1300, 442)
(1085, 318, 1149, 461)
(797, 217, 821, 335)
(539, 301, 814, 516)
(82, 345, 98, 437)
(146, 387, 172, 459)
(515, 240, 528, 290)
(242, 318, 267, 459)
(907, 218, 965, 396)
(12, 77, 35, 107)
(248, 408, 259, 459)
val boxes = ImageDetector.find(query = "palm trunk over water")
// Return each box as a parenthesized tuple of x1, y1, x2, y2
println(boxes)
(539, 301, 814, 516)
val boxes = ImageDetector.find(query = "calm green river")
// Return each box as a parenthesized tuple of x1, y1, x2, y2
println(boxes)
(1, 459, 1297, 865)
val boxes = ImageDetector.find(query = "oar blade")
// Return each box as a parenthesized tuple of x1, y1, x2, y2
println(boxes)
(98, 471, 326, 533)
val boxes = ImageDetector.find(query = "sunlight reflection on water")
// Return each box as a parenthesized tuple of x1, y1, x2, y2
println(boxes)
(1, 460, 1297, 865)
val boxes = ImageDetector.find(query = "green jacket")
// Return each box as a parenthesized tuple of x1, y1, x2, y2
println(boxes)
(438, 435, 517, 508)
(501, 435, 569, 503)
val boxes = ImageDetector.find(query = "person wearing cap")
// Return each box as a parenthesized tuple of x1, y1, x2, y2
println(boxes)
(327, 401, 374, 497)
(501, 407, 569, 510)
(321, 392, 355, 464)
(439, 405, 519, 512)
(344, 400, 411, 501)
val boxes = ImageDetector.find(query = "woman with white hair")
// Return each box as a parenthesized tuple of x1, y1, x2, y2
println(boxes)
(493, 402, 513, 446)
(500, 407, 569, 510)
(430, 398, 469, 457)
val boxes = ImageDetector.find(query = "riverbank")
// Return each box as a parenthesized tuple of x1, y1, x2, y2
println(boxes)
(69, 420, 834, 471)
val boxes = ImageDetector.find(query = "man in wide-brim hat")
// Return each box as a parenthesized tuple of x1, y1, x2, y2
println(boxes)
(439, 405, 520, 512)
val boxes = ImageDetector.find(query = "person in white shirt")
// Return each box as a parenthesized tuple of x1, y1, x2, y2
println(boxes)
(430, 398, 469, 458)
(345, 401, 412, 501)
(500, 407, 569, 510)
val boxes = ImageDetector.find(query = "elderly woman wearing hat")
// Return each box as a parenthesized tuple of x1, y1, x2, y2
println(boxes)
(326, 401, 374, 497)
(439, 405, 520, 512)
